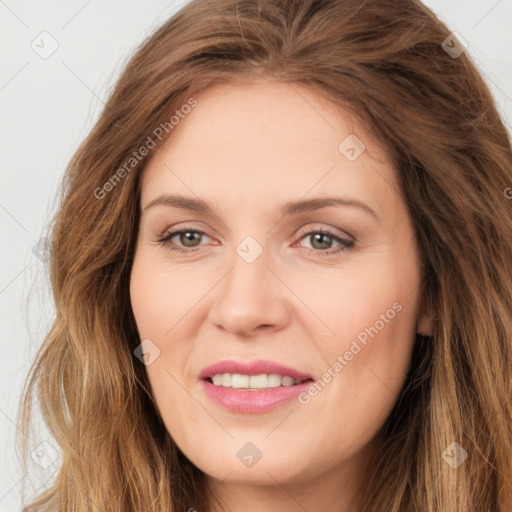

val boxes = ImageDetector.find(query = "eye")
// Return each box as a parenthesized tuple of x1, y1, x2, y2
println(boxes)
(155, 227, 211, 253)
(295, 227, 354, 256)
(154, 225, 354, 256)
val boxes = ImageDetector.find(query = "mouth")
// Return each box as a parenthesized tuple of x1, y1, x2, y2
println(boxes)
(199, 360, 315, 413)
(205, 373, 313, 390)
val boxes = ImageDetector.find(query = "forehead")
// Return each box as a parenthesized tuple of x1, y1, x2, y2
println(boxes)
(140, 80, 400, 218)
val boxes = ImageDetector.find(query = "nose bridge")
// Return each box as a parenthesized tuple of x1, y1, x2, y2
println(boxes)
(225, 234, 273, 306)
(207, 233, 289, 334)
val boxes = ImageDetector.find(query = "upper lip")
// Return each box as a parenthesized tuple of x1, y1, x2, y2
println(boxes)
(199, 359, 314, 381)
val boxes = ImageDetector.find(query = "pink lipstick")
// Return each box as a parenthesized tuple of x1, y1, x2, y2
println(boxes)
(199, 359, 314, 414)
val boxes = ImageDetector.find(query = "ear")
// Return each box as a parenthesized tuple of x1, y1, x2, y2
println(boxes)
(416, 313, 433, 336)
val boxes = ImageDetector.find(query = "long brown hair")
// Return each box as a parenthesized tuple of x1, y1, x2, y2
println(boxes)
(18, 0, 512, 510)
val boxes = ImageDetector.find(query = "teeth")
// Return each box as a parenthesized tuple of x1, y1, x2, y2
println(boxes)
(249, 374, 267, 388)
(282, 376, 295, 386)
(267, 374, 282, 388)
(209, 373, 306, 390)
(231, 374, 249, 388)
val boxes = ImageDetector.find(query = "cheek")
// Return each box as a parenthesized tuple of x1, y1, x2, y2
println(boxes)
(301, 286, 418, 446)
(295, 254, 419, 419)
(286, 257, 418, 358)
(129, 252, 205, 432)
(129, 250, 203, 339)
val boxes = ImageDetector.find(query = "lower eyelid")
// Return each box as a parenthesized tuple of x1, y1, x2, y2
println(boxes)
(297, 235, 353, 254)
(159, 229, 210, 246)
(158, 229, 354, 253)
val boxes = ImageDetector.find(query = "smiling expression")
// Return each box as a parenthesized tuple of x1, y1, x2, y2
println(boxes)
(129, 79, 425, 489)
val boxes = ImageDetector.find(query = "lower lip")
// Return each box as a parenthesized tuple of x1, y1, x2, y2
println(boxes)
(201, 379, 313, 413)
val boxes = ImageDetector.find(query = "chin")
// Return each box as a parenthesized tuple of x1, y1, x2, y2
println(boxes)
(177, 433, 312, 485)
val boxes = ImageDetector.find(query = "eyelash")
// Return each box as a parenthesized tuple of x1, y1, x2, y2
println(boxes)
(155, 225, 354, 257)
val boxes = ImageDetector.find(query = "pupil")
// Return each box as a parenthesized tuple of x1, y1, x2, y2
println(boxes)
(182, 232, 199, 247)
(312, 233, 331, 249)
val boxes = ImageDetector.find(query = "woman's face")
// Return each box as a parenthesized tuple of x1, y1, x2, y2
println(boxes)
(130, 80, 425, 494)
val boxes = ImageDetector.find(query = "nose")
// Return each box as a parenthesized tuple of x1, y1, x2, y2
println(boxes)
(206, 244, 291, 337)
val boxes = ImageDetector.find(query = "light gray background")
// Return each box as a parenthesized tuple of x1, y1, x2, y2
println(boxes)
(1, 0, 511, 509)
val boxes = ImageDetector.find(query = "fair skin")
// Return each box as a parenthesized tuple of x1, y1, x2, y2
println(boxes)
(130, 80, 431, 512)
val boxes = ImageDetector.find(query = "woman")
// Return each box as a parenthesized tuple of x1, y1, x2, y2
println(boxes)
(18, 0, 512, 510)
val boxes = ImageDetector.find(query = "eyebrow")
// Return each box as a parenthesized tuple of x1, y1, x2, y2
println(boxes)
(143, 193, 378, 220)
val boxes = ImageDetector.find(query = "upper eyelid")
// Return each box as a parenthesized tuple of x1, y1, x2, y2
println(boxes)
(159, 222, 351, 236)
(159, 224, 354, 245)
(296, 224, 354, 241)
(158, 229, 353, 259)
